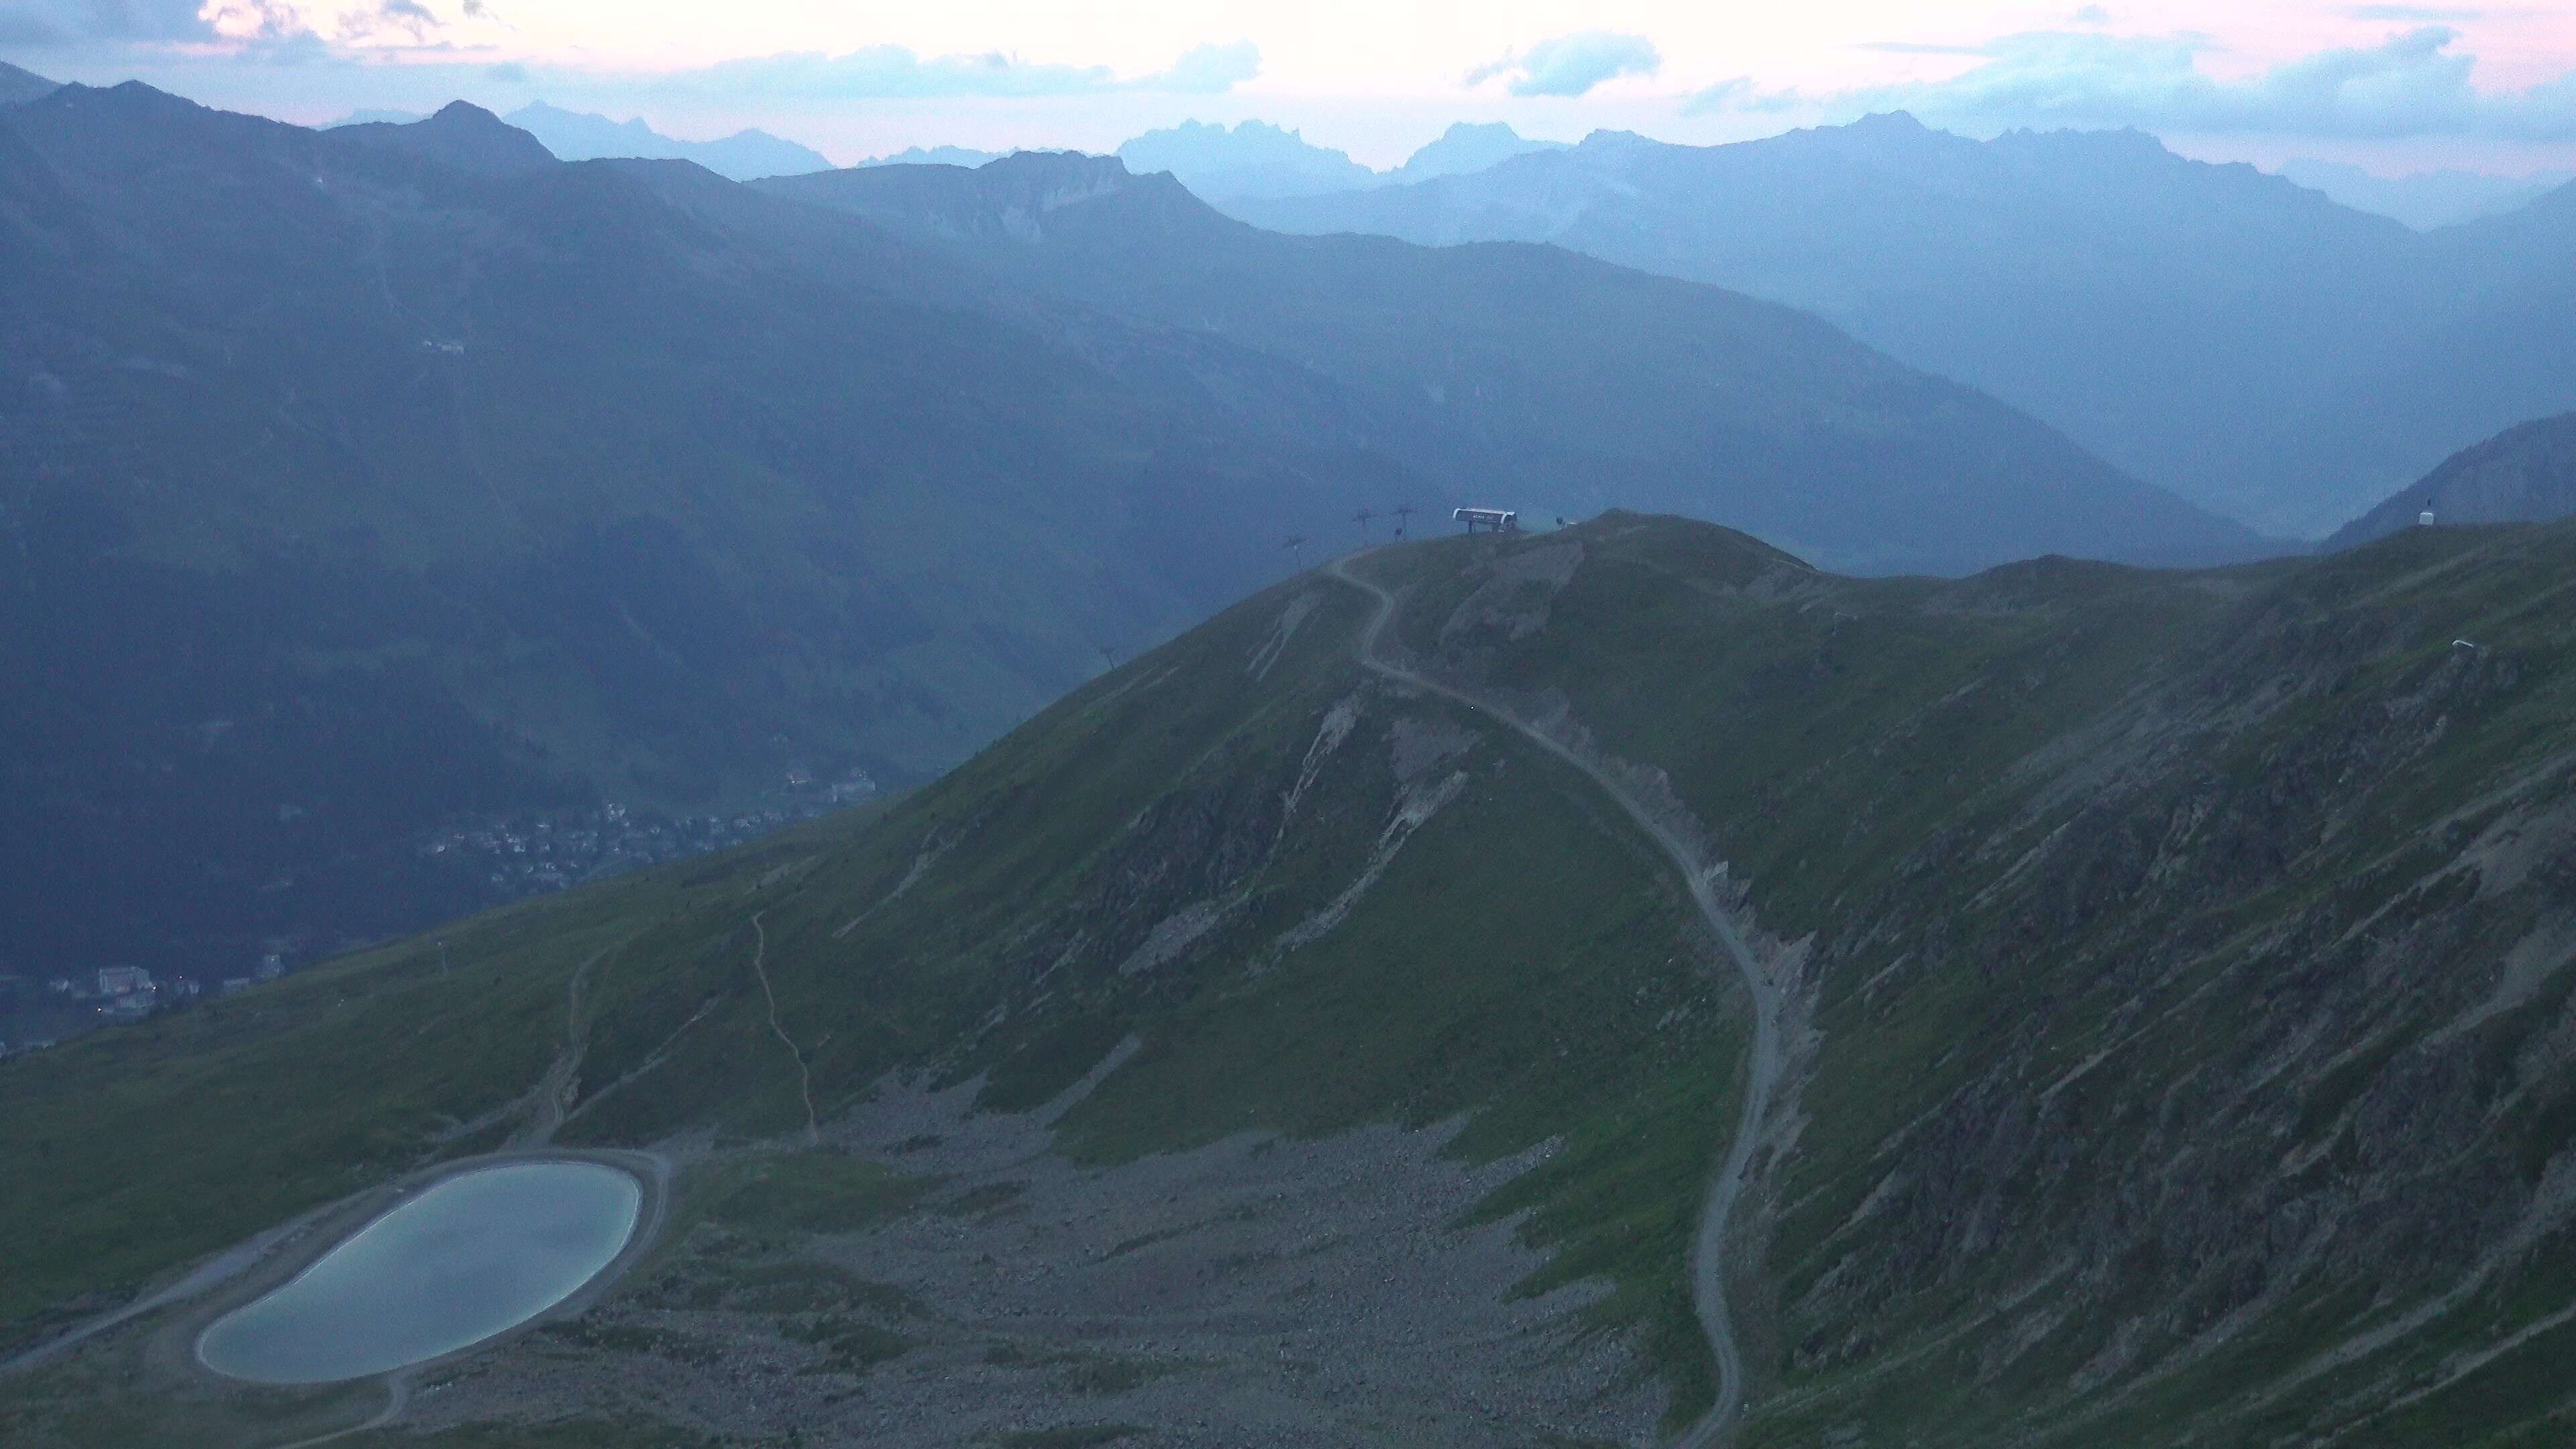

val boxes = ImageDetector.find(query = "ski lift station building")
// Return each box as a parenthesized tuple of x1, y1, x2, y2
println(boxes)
(1455, 507, 1519, 534)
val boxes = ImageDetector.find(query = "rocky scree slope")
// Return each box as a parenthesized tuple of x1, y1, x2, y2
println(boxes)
(9, 515, 2576, 1447)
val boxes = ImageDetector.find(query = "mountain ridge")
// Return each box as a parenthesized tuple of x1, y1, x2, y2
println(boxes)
(1227, 112, 2576, 537)
(759, 148, 2275, 577)
(503, 101, 833, 180)
(0, 60, 55, 105)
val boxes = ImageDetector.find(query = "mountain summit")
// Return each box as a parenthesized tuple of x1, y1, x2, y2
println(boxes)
(328, 100, 557, 175)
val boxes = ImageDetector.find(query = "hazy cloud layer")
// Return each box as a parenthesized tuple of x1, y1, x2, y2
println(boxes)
(658, 40, 1256, 100)
(1468, 31, 1659, 99)
(0, 0, 474, 52)
(1693, 25, 2576, 141)
(0, 0, 222, 46)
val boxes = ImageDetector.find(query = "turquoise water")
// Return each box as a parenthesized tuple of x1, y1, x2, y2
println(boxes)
(197, 1161, 641, 1383)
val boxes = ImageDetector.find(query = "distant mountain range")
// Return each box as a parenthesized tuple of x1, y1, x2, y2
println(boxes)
(858, 144, 1006, 169)
(1115, 119, 1376, 199)
(325, 101, 833, 180)
(2275, 158, 2573, 231)
(1230, 113, 2576, 539)
(502, 101, 831, 180)
(0, 85, 2245, 990)
(1110, 118, 1566, 200)
(759, 149, 2262, 576)
(847, 120, 1569, 201)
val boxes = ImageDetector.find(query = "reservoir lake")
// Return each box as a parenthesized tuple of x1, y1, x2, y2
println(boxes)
(197, 1161, 641, 1384)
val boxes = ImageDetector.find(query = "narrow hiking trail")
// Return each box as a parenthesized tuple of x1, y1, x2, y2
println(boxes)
(748, 911, 821, 1146)
(1325, 553, 1786, 1449)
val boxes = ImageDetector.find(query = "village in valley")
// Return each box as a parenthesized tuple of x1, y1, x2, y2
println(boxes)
(0, 769, 876, 1060)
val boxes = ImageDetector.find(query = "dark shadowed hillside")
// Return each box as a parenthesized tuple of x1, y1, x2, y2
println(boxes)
(7, 513, 2575, 1447)
(0, 85, 1440, 985)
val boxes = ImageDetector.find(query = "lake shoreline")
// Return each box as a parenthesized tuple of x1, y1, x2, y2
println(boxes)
(120, 1145, 672, 1440)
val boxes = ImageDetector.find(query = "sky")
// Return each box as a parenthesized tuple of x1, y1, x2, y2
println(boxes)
(3, 1, 2573, 174)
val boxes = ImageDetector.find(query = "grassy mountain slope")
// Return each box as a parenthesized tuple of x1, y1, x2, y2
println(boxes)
(761, 152, 2272, 578)
(1233, 115, 2576, 538)
(9, 515, 2576, 1446)
(2330, 412, 2576, 549)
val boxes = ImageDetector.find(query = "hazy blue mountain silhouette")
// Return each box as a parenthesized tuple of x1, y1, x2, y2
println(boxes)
(504, 101, 833, 180)
(2276, 158, 2571, 230)
(1116, 119, 1376, 200)
(2329, 411, 2576, 549)
(760, 150, 2273, 576)
(1233, 113, 2576, 539)
(1389, 121, 1564, 182)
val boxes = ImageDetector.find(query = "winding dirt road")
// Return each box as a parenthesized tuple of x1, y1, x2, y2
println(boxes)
(1325, 553, 1784, 1448)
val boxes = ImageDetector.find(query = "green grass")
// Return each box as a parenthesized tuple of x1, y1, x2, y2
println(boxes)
(14, 515, 2576, 1448)
(995, 1426, 1142, 1449)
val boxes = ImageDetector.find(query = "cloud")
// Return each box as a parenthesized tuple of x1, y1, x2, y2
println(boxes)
(2072, 5, 2113, 22)
(0, 0, 219, 45)
(0, 0, 464, 51)
(351, 0, 441, 41)
(0, 7, 70, 44)
(2345, 5, 2482, 18)
(1858, 41, 1994, 56)
(482, 59, 527, 83)
(1690, 25, 2576, 141)
(1468, 30, 1660, 99)
(1681, 76, 1803, 117)
(651, 40, 1258, 101)
(1155, 40, 1260, 94)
